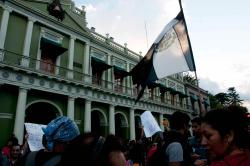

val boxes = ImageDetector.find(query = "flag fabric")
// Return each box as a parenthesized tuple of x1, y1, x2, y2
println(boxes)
(129, 11, 196, 102)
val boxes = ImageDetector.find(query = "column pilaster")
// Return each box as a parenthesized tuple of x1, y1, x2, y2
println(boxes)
(13, 88, 28, 144)
(67, 35, 76, 79)
(84, 100, 91, 132)
(107, 54, 112, 89)
(67, 96, 75, 120)
(176, 94, 180, 107)
(167, 92, 171, 104)
(109, 104, 115, 134)
(195, 98, 199, 113)
(0, 6, 12, 49)
(126, 63, 131, 94)
(21, 17, 35, 67)
(0, 7, 12, 61)
(129, 108, 135, 140)
(83, 42, 91, 83)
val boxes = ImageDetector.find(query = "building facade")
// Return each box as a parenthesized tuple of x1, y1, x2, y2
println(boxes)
(0, 0, 210, 146)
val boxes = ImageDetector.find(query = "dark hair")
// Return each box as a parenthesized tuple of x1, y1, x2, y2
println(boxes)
(170, 111, 190, 130)
(8, 134, 18, 145)
(203, 106, 249, 149)
(97, 135, 125, 166)
(61, 132, 104, 166)
(191, 117, 201, 125)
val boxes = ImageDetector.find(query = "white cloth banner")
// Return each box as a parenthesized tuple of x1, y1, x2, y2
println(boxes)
(140, 111, 162, 137)
(24, 123, 47, 151)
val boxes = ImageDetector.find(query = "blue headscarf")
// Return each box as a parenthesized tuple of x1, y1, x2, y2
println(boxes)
(42, 116, 80, 151)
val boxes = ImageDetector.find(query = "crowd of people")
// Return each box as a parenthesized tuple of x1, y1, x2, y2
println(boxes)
(1, 105, 249, 166)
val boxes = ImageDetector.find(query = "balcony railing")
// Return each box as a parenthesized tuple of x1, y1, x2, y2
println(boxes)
(0, 49, 195, 112)
(90, 31, 141, 61)
(0, 49, 136, 94)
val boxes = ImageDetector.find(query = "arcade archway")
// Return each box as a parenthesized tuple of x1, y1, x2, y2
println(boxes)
(91, 110, 108, 136)
(115, 112, 128, 139)
(25, 101, 60, 125)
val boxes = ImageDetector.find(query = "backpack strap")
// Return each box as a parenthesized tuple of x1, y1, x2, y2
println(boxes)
(25, 151, 38, 166)
(43, 155, 61, 166)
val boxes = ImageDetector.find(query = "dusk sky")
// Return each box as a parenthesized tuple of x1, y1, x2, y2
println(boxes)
(74, 0, 250, 110)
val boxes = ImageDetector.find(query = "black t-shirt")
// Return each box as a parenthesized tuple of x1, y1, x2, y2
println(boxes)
(23, 149, 61, 166)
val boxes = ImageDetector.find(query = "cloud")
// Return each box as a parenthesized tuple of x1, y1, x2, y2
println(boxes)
(239, 87, 250, 100)
(199, 77, 221, 95)
(115, 15, 122, 20)
(85, 4, 97, 13)
(74, 0, 180, 54)
(242, 101, 250, 112)
(199, 77, 250, 111)
(232, 64, 250, 73)
(240, 85, 250, 111)
(236, 89, 250, 111)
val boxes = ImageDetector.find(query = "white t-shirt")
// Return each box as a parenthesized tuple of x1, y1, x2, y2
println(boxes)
(165, 142, 183, 162)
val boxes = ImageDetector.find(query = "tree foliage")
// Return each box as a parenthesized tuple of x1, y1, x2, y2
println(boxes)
(227, 87, 243, 106)
(214, 92, 229, 106)
(208, 93, 221, 109)
(209, 87, 244, 109)
(183, 74, 197, 85)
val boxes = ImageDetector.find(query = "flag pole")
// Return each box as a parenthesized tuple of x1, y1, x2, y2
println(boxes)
(178, 0, 205, 117)
(144, 21, 149, 49)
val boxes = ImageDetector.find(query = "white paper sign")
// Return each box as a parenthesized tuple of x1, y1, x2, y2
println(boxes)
(24, 123, 47, 151)
(140, 111, 162, 137)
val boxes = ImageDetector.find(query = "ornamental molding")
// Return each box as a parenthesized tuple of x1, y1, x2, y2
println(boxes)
(0, 69, 188, 116)
(0, 113, 13, 119)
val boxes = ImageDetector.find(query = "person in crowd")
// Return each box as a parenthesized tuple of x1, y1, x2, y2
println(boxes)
(147, 111, 192, 166)
(163, 111, 193, 166)
(124, 152, 133, 166)
(129, 139, 145, 166)
(0, 152, 10, 166)
(60, 132, 105, 165)
(96, 135, 126, 166)
(189, 117, 208, 166)
(162, 118, 170, 132)
(146, 132, 163, 161)
(23, 116, 80, 166)
(9, 144, 22, 166)
(201, 105, 250, 166)
(1, 135, 18, 160)
(147, 142, 158, 161)
(123, 139, 133, 166)
(20, 133, 30, 157)
(42, 116, 80, 153)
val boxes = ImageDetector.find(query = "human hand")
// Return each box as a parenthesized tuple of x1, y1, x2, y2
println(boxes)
(191, 153, 200, 160)
(194, 159, 207, 166)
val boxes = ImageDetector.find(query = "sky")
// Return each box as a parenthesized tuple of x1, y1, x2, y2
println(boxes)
(73, 0, 250, 111)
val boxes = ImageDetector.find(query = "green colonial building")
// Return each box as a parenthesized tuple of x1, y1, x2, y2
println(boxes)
(0, 0, 210, 146)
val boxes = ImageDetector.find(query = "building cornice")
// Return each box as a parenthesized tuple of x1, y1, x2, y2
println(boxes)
(0, 67, 188, 115)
